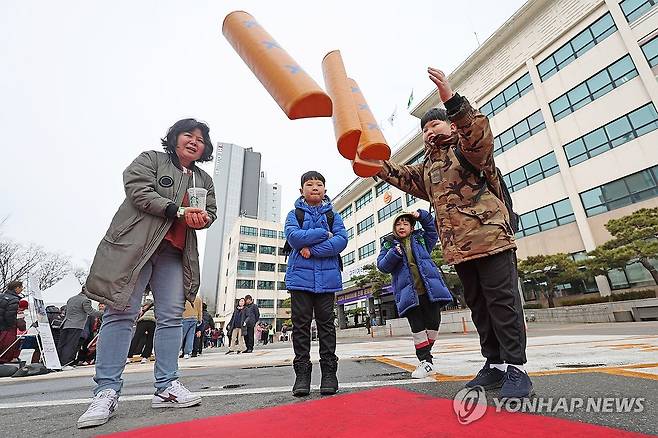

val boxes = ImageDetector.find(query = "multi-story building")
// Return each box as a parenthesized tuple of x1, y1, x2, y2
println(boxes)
(201, 143, 282, 313)
(333, 0, 658, 313)
(215, 216, 291, 330)
(258, 171, 282, 223)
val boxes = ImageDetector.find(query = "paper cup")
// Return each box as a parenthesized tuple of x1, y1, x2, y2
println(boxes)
(187, 188, 208, 211)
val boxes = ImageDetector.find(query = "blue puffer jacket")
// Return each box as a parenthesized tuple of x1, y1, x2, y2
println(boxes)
(284, 196, 348, 293)
(377, 209, 452, 316)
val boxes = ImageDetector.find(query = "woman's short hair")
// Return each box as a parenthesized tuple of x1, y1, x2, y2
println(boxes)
(161, 118, 214, 163)
(7, 280, 23, 292)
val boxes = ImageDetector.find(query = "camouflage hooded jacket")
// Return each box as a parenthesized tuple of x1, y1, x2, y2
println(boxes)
(378, 93, 516, 265)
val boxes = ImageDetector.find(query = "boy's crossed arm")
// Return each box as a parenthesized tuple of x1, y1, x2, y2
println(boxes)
(309, 213, 348, 258)
(285, 210, 331, 250)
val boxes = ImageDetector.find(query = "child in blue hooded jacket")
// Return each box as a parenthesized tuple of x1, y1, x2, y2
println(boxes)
(285, 171, 348, 397)
(377, 209, 452, 378)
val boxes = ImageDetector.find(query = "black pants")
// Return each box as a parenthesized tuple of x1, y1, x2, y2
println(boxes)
(455, 250, 527, 365)
(405, 294, 442, 362)
(128, 320, 155, 358)
(57, 328, 83, 366)
(291, 291, 337, 365)
(243, 325, 255, 351)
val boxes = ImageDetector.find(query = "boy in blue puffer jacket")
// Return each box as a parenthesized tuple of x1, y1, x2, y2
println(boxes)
(285, 171, 348, 397)
(377, 209, 453, 378)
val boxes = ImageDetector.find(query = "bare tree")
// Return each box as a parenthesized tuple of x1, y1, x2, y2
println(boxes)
(73, 264, 90, 285)
(35, 252, 72, 290)
(0, 239, 45, 291)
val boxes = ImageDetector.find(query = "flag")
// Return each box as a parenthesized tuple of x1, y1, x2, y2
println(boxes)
(407, 89, 414, 109)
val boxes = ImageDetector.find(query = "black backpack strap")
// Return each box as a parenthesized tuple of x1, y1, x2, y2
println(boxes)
(453, 146, 488, 203)
(326, 210, 335, 231)
(295, 208, 305, 227)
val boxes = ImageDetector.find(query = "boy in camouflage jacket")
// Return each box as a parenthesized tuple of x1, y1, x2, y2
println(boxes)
(376, 67, 533, 398)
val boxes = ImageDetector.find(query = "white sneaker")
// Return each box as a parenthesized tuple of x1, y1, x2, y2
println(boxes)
(77, 389, 119, 429)
(183, 354, 190, 359)
(152, 380, 201, 408)
(411, 360, 436, 379)
(140, 357, 149, 364)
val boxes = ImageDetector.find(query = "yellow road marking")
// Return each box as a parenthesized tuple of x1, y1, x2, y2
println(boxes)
(374, 357, 658, 382)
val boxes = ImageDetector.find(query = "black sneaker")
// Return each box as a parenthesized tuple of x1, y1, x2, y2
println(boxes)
(465, 361, 506, 390)
(500, 366, 534, 398)
(319, 361, 338, 395)
(292, 362, 312, 397)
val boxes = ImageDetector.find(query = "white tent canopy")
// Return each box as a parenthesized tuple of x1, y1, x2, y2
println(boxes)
(40, 274, 84, 307)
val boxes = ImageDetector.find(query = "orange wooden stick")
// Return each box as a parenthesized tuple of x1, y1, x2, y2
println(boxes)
(352, 151, 382, 177)
(322, 50, 361, 160)
(348, 78, 391, 161)
(222, 11, 332, 120)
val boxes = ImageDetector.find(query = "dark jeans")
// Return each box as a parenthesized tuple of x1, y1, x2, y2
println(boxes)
(455, 250, 527, 365)
(57, 328, 83, 366)
(291, 291, 337, 365)
(243, 325, 255, 351)
(405, 294, 442, 362)
(128, 320, 155, 358)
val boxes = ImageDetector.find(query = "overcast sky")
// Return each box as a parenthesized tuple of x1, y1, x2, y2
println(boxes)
(0, 0, 527, 269)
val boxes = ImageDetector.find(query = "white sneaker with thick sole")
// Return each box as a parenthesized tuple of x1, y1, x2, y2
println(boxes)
(183, 354, 190, 359)
(411, 360, 436, 379)
(152, 380, 201, 408)
(140, 357, 149, 364)
(77, 389, 119, 429)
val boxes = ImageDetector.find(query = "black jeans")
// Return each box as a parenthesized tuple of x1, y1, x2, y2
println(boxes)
(405, 294, 442, 362)
(455, 250, 527, 365)
(57, 328, 83, 366)
(291, 291, 337, 365)
(243, 325, 255, 351)
(128, 320, 155, 358)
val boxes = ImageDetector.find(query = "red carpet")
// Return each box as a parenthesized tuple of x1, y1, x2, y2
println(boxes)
(101, 387, 650, 438)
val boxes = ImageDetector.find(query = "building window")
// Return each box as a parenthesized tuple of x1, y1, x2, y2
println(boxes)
(536, 13, 617, 81)
(239, 242, 256, 253)
(564, 103, 658, 166)
(257, 280, 275, 290)
(406, 193, 418, 207)
(342, 251, 355, 266)
(358, 241, 377, 259)
(406, 151, 425, 165)
(277, 299, 289, 308)
(580, 165, 658, 216)
(377, 198, 403, 222)
(357, 215, 375, 234)
(259, 245, 276, 255)
(257, 299, 274, 308)
(278, 230, 286, 240)
(516, 199, 576, 238)
(502, 152, 560, 193)
(237, 260, 256, 271)
(346, 227, 354, 240)
(620, 0, 657, 23)
(240, 226, 258, 236)
(236, 279, 255, 289)
(278, 263, 287, 272)
(375, 181, 391, 197)
(493, 110, 546, 156)
(258, 262, 276, 272)
(340, 205, 353, 219)
(277, 281, 287, 290)
(641, 35, 658, 68)
(479, 73, 533, 118)
(549, 55, 638, 122)
(277, 247, 286, 256)
(355, 190, 373, 211)
(260, 228, 277, 238)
